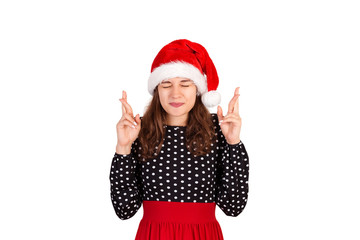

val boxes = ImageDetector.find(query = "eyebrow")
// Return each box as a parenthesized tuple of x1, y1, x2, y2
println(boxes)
(161, 79, 193, 83)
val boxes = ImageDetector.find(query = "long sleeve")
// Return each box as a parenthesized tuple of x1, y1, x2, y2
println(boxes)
(215, 125, 250, 217)
(109, 139, 143, 220)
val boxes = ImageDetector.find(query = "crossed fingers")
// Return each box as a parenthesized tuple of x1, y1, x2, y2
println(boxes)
(227, 87, 240, 115)
(119, 90, 134, 118)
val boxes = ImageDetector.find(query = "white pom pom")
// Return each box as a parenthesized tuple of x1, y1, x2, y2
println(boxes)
(201, 90, 221, 108)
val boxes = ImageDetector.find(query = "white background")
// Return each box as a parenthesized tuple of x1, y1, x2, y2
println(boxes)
(1, 0, 359, 239)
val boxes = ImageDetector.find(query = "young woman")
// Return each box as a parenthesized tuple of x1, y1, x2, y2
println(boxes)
(109, 39, 249, 240)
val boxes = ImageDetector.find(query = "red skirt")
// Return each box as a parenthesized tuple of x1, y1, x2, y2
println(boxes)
(135, 200, 224, 240)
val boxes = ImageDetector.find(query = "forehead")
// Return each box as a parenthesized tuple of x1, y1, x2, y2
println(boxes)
(161, 78, 194, 84)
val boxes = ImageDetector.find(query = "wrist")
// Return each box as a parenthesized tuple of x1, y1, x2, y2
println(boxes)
(116, 144, 132, 155)
(226, 139, 241, 145)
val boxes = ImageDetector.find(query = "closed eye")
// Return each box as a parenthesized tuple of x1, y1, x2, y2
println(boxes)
(162, 85, 190, 88)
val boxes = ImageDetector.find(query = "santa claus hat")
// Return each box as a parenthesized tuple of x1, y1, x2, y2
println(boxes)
(148, 39, 221, 108)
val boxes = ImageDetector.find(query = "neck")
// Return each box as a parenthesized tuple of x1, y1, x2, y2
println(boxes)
(166, 113, 188, 126)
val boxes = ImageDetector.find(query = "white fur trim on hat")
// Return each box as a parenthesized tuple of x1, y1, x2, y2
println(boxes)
(148, 61, 207, 96)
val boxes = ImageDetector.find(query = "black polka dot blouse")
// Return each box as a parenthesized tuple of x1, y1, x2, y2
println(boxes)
(109, 113, 249, 220)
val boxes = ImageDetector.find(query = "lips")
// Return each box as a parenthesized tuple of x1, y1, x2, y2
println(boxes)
(170, 102, 184, 107)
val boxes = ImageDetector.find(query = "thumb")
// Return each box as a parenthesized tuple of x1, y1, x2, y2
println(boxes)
(135, 114, 141, 124)
(217, 106, 224, 121)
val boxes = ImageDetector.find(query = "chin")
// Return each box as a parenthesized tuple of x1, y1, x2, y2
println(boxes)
(167, 108, 188, 115)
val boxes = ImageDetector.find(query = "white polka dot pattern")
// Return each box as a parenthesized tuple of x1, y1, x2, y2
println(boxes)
(109, 113, 249, 220)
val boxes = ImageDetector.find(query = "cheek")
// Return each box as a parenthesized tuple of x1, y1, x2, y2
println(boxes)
(158, 91, 170, 105)
(158, 88, 165, 97)
(188, 87, 197, 98)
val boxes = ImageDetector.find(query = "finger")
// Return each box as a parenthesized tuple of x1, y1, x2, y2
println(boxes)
(119, 98, 126, 115)
(233, 87, 240, 114)
(220, 116, 241, 124)
(119, 98, 134, 117)
(120, 119, 137, 129)
(122, 91, 133, 116)
(227, 93, 240, 115)
(123, 113, 137, 125)
(227, 90, 238, 114)
(223, 113, 239, 119)
(221, 115, 240, 121)
(234, 95, 239, 114)
(217, 105, 224, 122)
(120, 90, 127, 114)
(133, 114, 139, 124)
(122, 102, 126, 114)
(135, 114, 141, 124)
(120, 91, 126, 115)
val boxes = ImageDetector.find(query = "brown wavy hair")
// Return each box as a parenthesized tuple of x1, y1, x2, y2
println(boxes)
(137, 85, 216, 162)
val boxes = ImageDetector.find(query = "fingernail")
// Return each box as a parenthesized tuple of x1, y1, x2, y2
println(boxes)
(133, 121, 137, 126)
(132, 125, 135, 129)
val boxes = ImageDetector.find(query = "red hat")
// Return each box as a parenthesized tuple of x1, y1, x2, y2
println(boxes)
(148, 39, 221, 108)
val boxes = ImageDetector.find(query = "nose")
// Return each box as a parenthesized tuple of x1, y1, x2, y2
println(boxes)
(171, 85, 182, 97)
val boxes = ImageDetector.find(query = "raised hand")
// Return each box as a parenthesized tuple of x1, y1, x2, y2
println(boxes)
(116, 90, 141, 150)
(217, 87, 242, 145)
